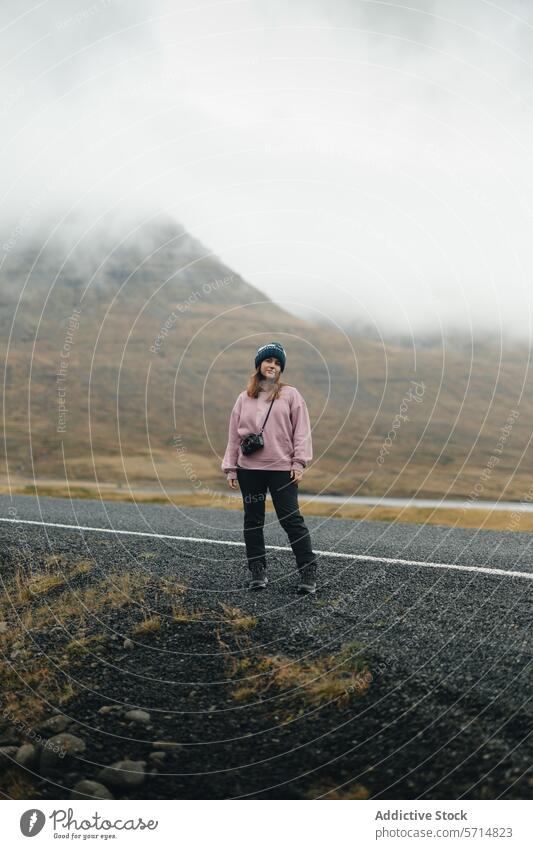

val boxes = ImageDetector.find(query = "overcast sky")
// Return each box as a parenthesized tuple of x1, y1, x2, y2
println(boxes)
(2, 0, 533, 338)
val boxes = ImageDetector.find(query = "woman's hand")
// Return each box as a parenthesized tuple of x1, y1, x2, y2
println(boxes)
(227, 476, 239, 490)
(290, 468, 303, 485)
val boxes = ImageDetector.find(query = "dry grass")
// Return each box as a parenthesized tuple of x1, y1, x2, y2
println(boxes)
(43, 554, 63, 567)
(65, 634, 106, 658)
(218, 602, 258, 631)
(132, 615, 161, 635)
(7, 558, 95, 604)
(3, 572, 154, 634)
(0, 554, 163, 728)
(0, 662, 78, 724)
(0, 768, 39, 800)
(307, 782, 370, 800)
(171, 607, 204, 623)
(1, 563, 156, 637)
(222, 634, 371, 711)
(160, 578, 188, 597)
(99, 571, 152, 608)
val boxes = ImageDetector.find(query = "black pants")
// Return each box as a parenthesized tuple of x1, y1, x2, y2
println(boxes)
(236, 468, 317, 575)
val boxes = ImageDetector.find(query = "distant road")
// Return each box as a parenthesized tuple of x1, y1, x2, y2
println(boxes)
(5, 477, 533, 513)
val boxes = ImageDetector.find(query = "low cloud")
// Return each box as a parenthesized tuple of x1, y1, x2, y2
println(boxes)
(1, 0, 533, 339)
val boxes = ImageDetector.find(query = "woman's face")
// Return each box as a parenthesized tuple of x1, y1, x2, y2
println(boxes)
(259, 357, 282, 380)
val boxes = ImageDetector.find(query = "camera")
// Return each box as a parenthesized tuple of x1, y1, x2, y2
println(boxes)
(240, 433, 264, 455)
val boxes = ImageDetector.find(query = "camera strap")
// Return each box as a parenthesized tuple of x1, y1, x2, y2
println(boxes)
(258, 396, 276, 435)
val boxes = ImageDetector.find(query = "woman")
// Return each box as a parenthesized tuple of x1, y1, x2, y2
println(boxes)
(222, 342, 318, 594)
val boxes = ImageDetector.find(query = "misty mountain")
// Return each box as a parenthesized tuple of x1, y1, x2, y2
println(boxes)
(1, 214, 532, 501)
(0, 213, 261, 319)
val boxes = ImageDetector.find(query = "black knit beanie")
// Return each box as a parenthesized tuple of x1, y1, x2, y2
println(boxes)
(254, 342, 286, 372)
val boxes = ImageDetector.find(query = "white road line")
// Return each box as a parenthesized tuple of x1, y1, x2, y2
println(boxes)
(1, 516, 532, 581)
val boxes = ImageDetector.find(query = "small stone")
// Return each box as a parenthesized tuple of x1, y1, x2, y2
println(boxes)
(0, 746, 17, 775)
(15, 743, 39, 769)
(149, 751, 166, 763)
(151, 741, 182, 751)
(0, 726, 22, 746)
(39, 733, 86, 775)
(71, 780, 114, 800)
(124, 709, 151, 725)
(0, 746, 18, 760)
(97, 705, 122, 715)
(37, 715, 71, 734)
(123, 639, 134, 650)
(98, 760, 146, 788)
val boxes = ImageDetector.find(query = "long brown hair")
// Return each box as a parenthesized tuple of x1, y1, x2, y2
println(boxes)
(246, 368, 290, 400)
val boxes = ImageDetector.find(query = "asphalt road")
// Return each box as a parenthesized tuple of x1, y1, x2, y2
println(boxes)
(0, 493, 531, 800)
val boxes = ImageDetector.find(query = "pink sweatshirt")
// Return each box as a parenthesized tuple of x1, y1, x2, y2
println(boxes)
(221, 384, 313, 479)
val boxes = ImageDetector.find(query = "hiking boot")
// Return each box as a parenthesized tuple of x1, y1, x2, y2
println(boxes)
(297, 563, 317, 595)
(248, 564, 268, 590)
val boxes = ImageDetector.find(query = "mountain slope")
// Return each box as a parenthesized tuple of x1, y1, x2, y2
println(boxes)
(1, 213, 532, 502)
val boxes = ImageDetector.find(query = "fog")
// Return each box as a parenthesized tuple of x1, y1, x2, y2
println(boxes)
(2, 0, 533, 338)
